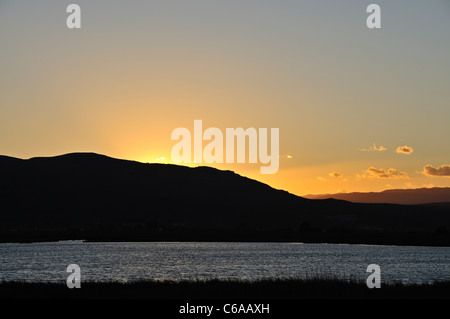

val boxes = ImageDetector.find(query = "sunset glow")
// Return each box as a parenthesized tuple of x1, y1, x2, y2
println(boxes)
(1, 1, 450, 197)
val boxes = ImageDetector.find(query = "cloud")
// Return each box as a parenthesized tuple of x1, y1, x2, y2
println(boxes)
(396, 145, 414, 155)
(422, 164, 450, 177)
(317, 177, 327, 181)
(365, 166, 409, 179)
(329, 172, 343, 178)
(361, 143, 386, 152)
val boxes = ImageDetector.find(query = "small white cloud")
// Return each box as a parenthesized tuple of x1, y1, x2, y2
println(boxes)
(396, 145, 414, 155)
(422, 164, 450, 177)
(365, 167, 409, 179)
(329, 172, 343, 178)
(360, 143, 387, 152)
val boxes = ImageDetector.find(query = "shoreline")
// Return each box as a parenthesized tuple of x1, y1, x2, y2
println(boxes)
(2, 239, 450, 248)
(1, 229, 450, 247)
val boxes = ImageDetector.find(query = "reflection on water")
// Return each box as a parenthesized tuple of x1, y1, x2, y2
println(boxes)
(1, 241, 449, 284)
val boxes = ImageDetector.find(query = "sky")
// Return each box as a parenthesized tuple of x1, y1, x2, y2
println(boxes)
(1, 0, 450, 196)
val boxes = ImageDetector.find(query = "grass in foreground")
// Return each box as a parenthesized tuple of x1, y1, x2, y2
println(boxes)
(1, 277, 450, 299)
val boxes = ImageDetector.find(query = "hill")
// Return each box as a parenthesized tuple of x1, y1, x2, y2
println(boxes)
(0, 153, 449, 245)
(304, 188, 450, 205)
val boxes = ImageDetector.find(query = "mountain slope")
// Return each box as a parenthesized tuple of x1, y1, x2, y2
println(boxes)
(0, 153, 304, 230)
(304, 188, 450, 205)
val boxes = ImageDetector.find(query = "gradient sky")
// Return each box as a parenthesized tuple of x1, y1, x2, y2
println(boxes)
(1, 0, 450, 196)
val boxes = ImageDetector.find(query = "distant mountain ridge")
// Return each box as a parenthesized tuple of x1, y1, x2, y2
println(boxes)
(304, 187, 450, 205)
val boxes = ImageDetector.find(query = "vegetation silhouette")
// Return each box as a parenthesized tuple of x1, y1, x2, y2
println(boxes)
(1, 278, 450, 299)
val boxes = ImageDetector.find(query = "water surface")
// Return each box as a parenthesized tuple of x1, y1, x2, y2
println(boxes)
(1, 241, 449, 284)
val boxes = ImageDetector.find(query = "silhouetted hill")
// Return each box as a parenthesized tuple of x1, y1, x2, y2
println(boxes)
(304, 188, 450, 205)
(0, 153, 306, 230)
(1, 153, 450, 244)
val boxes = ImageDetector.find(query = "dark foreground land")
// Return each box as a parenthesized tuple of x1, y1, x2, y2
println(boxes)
(1, 278, 450, 299)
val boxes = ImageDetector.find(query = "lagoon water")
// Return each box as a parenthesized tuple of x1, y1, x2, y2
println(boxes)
(1, 241, 449, 284)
